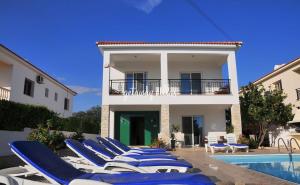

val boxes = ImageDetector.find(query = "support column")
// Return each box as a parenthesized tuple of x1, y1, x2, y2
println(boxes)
(160, 51, 168, 94)
(231, 104, 242, 137)
(159, 104, 170, 144)
(101, 105, 109, 137)
(227, 52, 239, 97)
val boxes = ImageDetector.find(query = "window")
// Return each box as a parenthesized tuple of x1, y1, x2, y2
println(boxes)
(45, 88, 49, 97)
(23, 78, 34, 97)
(274, 80, 283, 91)
(297, 89, 300, 100)
(54, 92, 58, 101)
(64, 98, 69, 110)
(180, 73, 201, 94)
(125, 72, 147, 92)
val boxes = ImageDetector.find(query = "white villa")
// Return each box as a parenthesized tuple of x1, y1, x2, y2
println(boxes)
(252, 57, 300, 147)
(0, 44, 76, 117)
(98, 41, 242, 146)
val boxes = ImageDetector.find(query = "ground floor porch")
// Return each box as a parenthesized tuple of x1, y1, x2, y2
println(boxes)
(101, 104, 242, 146)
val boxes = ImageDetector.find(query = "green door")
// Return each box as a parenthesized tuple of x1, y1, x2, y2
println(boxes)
(120, 115, 130, 145)
(115, 111, 159, 146)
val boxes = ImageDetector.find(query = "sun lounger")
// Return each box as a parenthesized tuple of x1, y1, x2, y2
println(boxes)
(0, 140, 214, 185)
(206, 135, 228, 154)
(226, 133, 249, 153)
(66, 139, 192, 173)
(97, 137, 171, 156)
(106, 137, 167, 153)
(83, 139, 177, 162)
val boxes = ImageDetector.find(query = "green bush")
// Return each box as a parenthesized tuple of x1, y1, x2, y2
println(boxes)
(28, 124, 65, 151)
(0, 100, 57, 130)
(238, 135, 258, 149)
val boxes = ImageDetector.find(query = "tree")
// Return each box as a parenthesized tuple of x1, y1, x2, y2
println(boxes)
(240, 83, 293, 147)
(58, 106, 101, 134)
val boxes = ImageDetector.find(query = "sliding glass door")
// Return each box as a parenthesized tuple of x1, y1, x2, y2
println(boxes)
(180, 73, 202, 94)
(182, 116, 204, 146)
(125, 72, 146, 93)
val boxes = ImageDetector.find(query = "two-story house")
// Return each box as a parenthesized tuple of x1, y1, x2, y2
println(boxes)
(98, 41, 242, 146)
(252, 57, 300, 147)
(0, 44, 76, 117)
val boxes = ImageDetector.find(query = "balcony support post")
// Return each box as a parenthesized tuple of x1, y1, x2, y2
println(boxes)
(160, 51, 168, 94)
(159, 104, 170, 144)
(227, 52, 238, 97)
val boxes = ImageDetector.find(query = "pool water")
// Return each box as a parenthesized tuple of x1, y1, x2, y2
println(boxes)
(212, 154, 300, 184)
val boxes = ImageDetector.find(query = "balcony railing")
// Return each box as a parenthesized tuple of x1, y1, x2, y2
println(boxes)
(110, 79, 161, 95)
(297, 88, 300, 100)
(168, 79, 231, 95)
(109, 79, 231, 95)
(0, 87, 10, 100)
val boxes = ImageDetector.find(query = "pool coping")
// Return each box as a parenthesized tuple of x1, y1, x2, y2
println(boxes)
(172, 148, 297, 185)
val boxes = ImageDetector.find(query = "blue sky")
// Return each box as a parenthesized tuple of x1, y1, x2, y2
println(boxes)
(1, 0, 300, 112)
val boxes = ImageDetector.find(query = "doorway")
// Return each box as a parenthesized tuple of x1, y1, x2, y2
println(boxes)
(182, 116, 204, 146)
(115, 111, 159, 146)
(130, 116, 145, 145)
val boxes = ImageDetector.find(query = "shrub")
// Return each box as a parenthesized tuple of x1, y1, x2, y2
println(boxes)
(0, 100, 57, 130)
(28, 124, 65, 151)
(238, 135, 258, 149)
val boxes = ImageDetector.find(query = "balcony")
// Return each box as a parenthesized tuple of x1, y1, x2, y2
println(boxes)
(110, 79, 161, 95)
(0, 87, 10, 100)
(169, 79, 230, 95)
(109, 79, 230, 95)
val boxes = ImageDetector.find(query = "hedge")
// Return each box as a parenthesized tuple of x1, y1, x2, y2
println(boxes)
(0, 100, 56, 131)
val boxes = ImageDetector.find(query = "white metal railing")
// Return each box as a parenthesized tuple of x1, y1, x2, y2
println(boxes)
(0, 87, 10, 100)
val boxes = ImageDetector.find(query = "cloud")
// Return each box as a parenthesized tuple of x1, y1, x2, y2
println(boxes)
(123, 0, 163, 14)
(68, 85, 101, 95)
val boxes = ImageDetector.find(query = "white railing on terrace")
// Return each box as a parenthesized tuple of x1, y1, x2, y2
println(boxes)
(0, 87, 10, 100)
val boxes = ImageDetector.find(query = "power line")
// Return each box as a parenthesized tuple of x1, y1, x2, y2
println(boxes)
(185, 0, 233, 40)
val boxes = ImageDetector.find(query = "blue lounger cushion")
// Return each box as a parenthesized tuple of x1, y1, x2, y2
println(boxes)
(83, 139, 116, 159)
(228, 143, 248, 147)
(83, 139, 177, 160)
(98, 137, 169, 156)
(209, 144, 227, 148)
(65, 139, 108, 166)
(97, 137, 124, 155)
(106, 137, 167, 153)
(67, 139, 192, 168)
(10, 141, 214, 185)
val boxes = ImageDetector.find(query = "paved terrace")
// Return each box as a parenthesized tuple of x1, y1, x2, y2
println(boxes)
(172, 148, 298, 185)
(0, 147, 298, 185)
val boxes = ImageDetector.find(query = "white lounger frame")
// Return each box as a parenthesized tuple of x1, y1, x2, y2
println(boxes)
(66, 143, 189, 173)
(226, 133, 249, 153)
(206, 135, 229, 154)
(84, 144, 174, 162)
(0, 149, 112, 185)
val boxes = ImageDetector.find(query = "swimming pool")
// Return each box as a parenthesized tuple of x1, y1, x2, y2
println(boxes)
(212, 154, 300, 184)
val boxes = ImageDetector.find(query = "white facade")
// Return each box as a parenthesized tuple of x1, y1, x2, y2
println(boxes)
(98, 41, 242, 146)
(0, 45, 76, 117)
(253, 57, 300, 147)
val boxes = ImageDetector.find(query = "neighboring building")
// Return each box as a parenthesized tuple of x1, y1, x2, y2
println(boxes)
(98, 41, 242, 146)
(0, 44, 76, 117)
(253, 57, 300, 114)
(251, 57, 300, 147)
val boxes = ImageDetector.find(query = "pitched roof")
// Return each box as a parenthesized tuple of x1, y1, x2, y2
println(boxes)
(96, 41, 242, 46)
(253, 57, 300, 84)
(0, 44, 77, 95)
